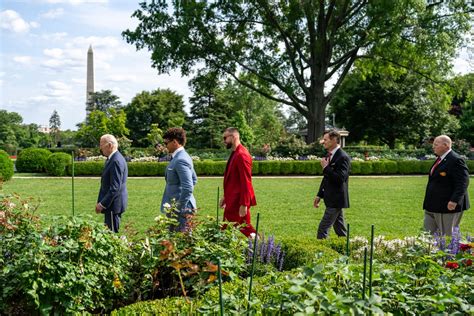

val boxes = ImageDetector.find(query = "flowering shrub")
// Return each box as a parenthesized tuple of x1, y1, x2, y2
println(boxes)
(1, 194, 131, 314)
(433, 227, 474, 271)
(127, 205, 248, 301)
(245, 234, 285, 274)
(350, 234, 432, 263)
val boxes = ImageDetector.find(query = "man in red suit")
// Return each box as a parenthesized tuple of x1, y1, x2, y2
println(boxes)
(219, 127, 257, 237)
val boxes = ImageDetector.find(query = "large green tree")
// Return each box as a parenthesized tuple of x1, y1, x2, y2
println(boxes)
(187, 75, 233, 148)
(86, 90, 122, 115)
(124, 88, 186, 146)
(76, 110, 129, 147)
(123, 0, 472, 143)
(449, 73, 474, 145)
(330, 71, 458, 148)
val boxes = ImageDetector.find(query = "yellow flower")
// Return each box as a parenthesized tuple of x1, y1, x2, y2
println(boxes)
(113, 275, 122, 289)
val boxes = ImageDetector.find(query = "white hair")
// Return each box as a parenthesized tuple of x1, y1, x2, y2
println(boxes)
(100, 134, 118, 147)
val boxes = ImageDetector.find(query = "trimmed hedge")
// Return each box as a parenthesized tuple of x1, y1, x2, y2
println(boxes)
(0, 150, 14, 181)
(29, 159, 474, 177)
(15, 148, 51, 173)
(46, 153, 71, 176)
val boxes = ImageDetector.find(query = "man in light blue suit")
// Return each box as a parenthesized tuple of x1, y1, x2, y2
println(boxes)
(96, 134, 128, 233)
(160, 128, 197, 231)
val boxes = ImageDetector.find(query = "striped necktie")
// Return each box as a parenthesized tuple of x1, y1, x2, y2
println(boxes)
(430, 157, 441, 175)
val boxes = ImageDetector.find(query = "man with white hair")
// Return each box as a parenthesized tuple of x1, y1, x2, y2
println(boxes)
(423, 135, 470, 236)
(96, 134, 128, 233)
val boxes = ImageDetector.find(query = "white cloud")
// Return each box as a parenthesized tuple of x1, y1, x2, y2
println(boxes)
(1, 10, 37, 33)
(13, 56, 32, 64)
(106, 74, 137, 82)
(41, 32, 68, 41)
(43, 48, 64, 58)
(40, 8, 65, 19)
(77, 7, 137, 31)
(45, 81, 72, 98)
(45, 0, 108, 4)
(67, 36, 121, 49)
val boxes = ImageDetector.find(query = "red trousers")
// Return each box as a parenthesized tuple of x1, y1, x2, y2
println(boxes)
(223, 207, 256, 237)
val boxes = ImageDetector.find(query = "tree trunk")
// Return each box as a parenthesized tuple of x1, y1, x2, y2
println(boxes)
(306, 92, 326, 144)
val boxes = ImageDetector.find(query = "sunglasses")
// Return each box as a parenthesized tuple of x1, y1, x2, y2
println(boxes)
(223, 135, 233, 140)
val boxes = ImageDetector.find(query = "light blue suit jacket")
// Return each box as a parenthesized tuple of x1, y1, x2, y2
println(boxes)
(161, 149, 197, 213)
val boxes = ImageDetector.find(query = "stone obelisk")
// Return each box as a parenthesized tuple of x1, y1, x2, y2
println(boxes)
(86, 45, 94, 115)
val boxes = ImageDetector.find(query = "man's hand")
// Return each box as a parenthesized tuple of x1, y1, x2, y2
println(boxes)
(447, 201, 457, 211)
(239, 205, 247, 217)
(95, 203, 104, 214)
(320, 157, 329, 169)
(219, 197, 226, 209)
(313, 196, 321, 208)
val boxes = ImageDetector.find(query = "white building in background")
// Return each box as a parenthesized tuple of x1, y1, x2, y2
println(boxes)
(38, 125, 50, 133)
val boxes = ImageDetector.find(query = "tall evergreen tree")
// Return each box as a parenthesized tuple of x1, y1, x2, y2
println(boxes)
(49, 110, 61, 145)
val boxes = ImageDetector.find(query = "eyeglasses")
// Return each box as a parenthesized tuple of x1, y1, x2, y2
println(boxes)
(223, 135, 233, 140)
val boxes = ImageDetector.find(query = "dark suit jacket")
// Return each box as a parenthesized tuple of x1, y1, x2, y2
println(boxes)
(317, 148, 350, 208)
(98, 151, 128, 214)
(423, 150, 470, 213)
(223, 144, 256, 213)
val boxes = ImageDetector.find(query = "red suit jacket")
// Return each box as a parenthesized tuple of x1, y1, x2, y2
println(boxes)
(223, 144, 256, 236)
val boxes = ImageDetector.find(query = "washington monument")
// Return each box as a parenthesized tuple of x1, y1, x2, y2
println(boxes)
(86, 45, 94, 115)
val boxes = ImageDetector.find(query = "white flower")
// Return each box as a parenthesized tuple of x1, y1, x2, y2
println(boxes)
(9, 202, 16, 208)
(162, 203, 171, 209)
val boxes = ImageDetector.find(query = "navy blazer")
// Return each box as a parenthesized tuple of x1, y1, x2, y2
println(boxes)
(98, 151, 128, 214)
(161, 149, 197, 212)
(423, 150, 470, 213)
(317, 148, 350, 209)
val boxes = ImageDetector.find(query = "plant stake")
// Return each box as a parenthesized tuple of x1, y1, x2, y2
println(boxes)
(362, 247, 367, 300)
(248, 212, 260, 312)
(216, 187, 220, 226)
(346, 223, 350, 261)
(218, 257, 224, 316)
(369, 224, 374, 297)
(71, 151, 75, 217)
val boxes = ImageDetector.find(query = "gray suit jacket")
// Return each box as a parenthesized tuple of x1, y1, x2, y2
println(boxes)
(98, 150, 128, 214)
(161, 149, 197, 213)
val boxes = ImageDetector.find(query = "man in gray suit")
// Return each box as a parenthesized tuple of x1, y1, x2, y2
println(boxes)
(96, 134, 128, 233)
(160, 128, 197, 231)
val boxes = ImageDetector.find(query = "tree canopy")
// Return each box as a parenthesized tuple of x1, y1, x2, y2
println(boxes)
(330, 70, 458, 148)
(124, 88, 186, 147)
(123, 0, 472, 143)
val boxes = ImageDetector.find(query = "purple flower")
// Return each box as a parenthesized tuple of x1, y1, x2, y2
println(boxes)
(265, 235, 275, 263)
(448, 226, 462, 255)
(278, 252, 285, 271)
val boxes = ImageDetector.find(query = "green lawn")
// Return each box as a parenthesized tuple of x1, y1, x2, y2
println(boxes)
(2, 176, 473, 240)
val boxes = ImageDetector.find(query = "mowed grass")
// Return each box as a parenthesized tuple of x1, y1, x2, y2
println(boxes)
(3, 176, 473, 240)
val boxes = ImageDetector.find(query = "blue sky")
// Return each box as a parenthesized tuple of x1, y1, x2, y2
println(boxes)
(0, 1, 472, 131)
(1, 0, 191, 130)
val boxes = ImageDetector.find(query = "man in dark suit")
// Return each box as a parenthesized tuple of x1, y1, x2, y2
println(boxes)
(219, 127, 257, 237)
(96, 134, 128, 233)
(423, 135, 470, 236)
(160, 128, 197, 231)
(314, 130, 350, 239)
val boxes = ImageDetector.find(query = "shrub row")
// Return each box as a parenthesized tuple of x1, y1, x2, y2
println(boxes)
(64, 159, 474, 176)
(0, 149, 14, 181)
(13, 149, 474, 176)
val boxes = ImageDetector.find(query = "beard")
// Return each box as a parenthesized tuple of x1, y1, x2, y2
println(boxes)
(226, 142, 232, 149)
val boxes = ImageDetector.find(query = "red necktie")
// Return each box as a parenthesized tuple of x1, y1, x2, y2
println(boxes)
(327, 152, 332, 162)
(430, 157, 441, 175)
